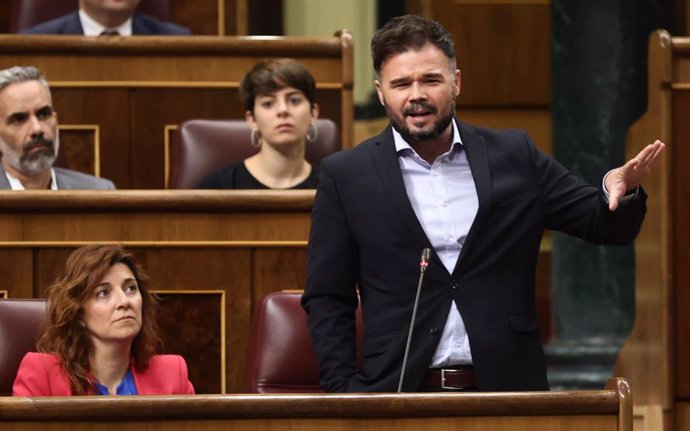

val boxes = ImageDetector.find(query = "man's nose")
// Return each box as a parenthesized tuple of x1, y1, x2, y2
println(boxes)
(28, 115, 44, 136)
(409, 82, 427, 101)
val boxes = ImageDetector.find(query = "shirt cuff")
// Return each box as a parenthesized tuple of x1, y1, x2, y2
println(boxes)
(602, 170, 639, 205)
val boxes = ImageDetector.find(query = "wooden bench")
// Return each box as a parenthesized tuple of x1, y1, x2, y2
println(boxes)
(0, 33, 353, 188)
(614, 29, 690, 431)
(0, 377, 632, 431)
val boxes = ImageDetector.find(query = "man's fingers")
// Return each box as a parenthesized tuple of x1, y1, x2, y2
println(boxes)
(609, 194, 619, 211)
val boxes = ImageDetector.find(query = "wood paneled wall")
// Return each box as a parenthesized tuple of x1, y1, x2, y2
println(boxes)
(0, 34, 353, 189)
(613, 30, 690, 431)
(429, 0, 552, 155)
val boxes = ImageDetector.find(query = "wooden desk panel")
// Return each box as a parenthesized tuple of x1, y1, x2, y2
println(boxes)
(0, 378, 632, 431)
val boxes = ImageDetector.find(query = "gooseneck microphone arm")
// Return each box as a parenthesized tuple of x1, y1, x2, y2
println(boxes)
(397, 248, 431, 393)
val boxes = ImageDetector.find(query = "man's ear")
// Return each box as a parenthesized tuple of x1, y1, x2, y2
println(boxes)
(374, 80, 385, 106)
(453, 69, 461, 98)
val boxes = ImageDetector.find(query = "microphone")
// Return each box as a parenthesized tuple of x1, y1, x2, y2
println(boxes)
(397, 248, 431, 392)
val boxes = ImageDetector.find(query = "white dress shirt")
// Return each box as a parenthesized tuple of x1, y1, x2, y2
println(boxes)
(5, 168, 58, 190)
(79, 9, 133, 36)
(394, 119, 477, 366)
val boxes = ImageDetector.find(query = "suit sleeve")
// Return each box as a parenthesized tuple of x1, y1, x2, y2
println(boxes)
(527, 133, 647, 243)
(13, 353, 52, 396)
(301, 158, 361, 392)
(175, 355, 195, 394)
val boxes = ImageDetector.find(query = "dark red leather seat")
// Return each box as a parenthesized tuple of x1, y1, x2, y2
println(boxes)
(0, 299, 48, 395)
(168, 118, 340, 189)
(244, 291, 362, 393)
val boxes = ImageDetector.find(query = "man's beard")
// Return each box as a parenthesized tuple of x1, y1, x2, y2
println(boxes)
(0, 134, 58, 175)
(385, 99, 455, 145)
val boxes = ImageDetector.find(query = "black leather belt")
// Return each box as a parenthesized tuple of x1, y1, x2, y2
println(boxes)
(422, 366, 477, 391)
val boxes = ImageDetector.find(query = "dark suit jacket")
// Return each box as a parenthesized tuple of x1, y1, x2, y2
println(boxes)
(20, 11, 191, 35)
(0, 165, 115, 190)
(301, 120, 647, 393)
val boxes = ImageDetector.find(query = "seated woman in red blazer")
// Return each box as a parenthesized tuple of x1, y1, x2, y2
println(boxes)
(13, 244, 195, 396)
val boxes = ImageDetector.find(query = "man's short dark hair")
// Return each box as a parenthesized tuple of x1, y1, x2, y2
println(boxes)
(371, 15, 456, 76)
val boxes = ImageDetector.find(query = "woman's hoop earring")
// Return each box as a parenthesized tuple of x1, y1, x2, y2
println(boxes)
(305, 123, 318, 143)
(250, 129, 261, 148)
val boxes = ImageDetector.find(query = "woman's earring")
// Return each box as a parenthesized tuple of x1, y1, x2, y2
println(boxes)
(305, 123, 318, 143)
(250, 129, 262, 148)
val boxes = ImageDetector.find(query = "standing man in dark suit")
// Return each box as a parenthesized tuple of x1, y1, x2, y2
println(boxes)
(301, 15, 664, 393)
(20, 0, 190, 36)
(0, 66, 115, 190)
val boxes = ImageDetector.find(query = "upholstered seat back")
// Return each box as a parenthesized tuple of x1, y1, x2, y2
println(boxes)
(0, 299, 48, 395)
(244, 291, 362, 393)
(10, 0, 172, 33)
(168, 118, 340, 189)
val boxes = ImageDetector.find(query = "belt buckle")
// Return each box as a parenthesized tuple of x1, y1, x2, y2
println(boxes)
(441, 369, 457, 390)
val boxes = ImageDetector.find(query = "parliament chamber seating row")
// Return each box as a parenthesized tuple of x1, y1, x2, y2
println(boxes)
(0, 32, 354, 189)
(0, 7, 678, 431)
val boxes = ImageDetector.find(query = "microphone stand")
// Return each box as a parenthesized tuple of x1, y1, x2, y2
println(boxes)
(397, 248, 430, 392)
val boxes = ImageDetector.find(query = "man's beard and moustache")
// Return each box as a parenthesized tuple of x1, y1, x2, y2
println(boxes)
(0, 133, 59, 175)
(386, 99, 455, 145)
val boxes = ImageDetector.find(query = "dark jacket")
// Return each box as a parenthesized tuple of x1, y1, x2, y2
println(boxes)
(21, 11, 191, 35)
(302, 120, 647, 392)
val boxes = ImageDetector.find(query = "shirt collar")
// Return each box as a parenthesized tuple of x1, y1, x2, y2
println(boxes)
(79, 9, 133, 36)
(5, 168, 58, 190)
(393, 118, 464, 159)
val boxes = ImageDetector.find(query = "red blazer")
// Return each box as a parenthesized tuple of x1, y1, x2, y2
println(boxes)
(12, 352, 195, 396)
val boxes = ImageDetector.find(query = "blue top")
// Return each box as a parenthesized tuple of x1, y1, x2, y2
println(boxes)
(93, 369, 138, 395)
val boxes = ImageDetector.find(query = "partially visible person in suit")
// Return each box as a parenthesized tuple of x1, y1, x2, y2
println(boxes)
(302, 15, 665, 393)
(20, 0, 190, 36)
(0, 66, 115, 190)
(13, 244, 195, 396)
(198, 58, 320, 189)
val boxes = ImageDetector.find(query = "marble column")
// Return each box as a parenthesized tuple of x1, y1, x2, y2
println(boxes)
(548, 0, 667, 389)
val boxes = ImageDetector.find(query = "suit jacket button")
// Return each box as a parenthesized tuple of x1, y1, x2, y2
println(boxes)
(430, 327, 440, 335)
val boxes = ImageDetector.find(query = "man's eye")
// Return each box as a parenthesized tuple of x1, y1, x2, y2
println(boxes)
(37, 109, 53, 119)
(7, 114, 27, 124)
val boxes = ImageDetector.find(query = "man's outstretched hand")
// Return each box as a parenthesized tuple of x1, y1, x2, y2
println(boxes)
(605, 140, 666, 211)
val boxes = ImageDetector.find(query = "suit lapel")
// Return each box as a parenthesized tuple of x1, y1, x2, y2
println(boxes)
(0, 166, 11, 189)
(53, 169, 70, 190)
(66, 12, 86, 35)
(369, 125, 435, 252)
(131, 14, 153, 35)
(453, 121, 492, 273)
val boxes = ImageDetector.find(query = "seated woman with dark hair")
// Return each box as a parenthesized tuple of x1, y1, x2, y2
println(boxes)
(13, 244, 194, 396)
(199, 58, 320, 189)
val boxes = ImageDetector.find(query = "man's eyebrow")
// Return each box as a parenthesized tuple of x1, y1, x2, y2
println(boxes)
(388, 77, 411, 86)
